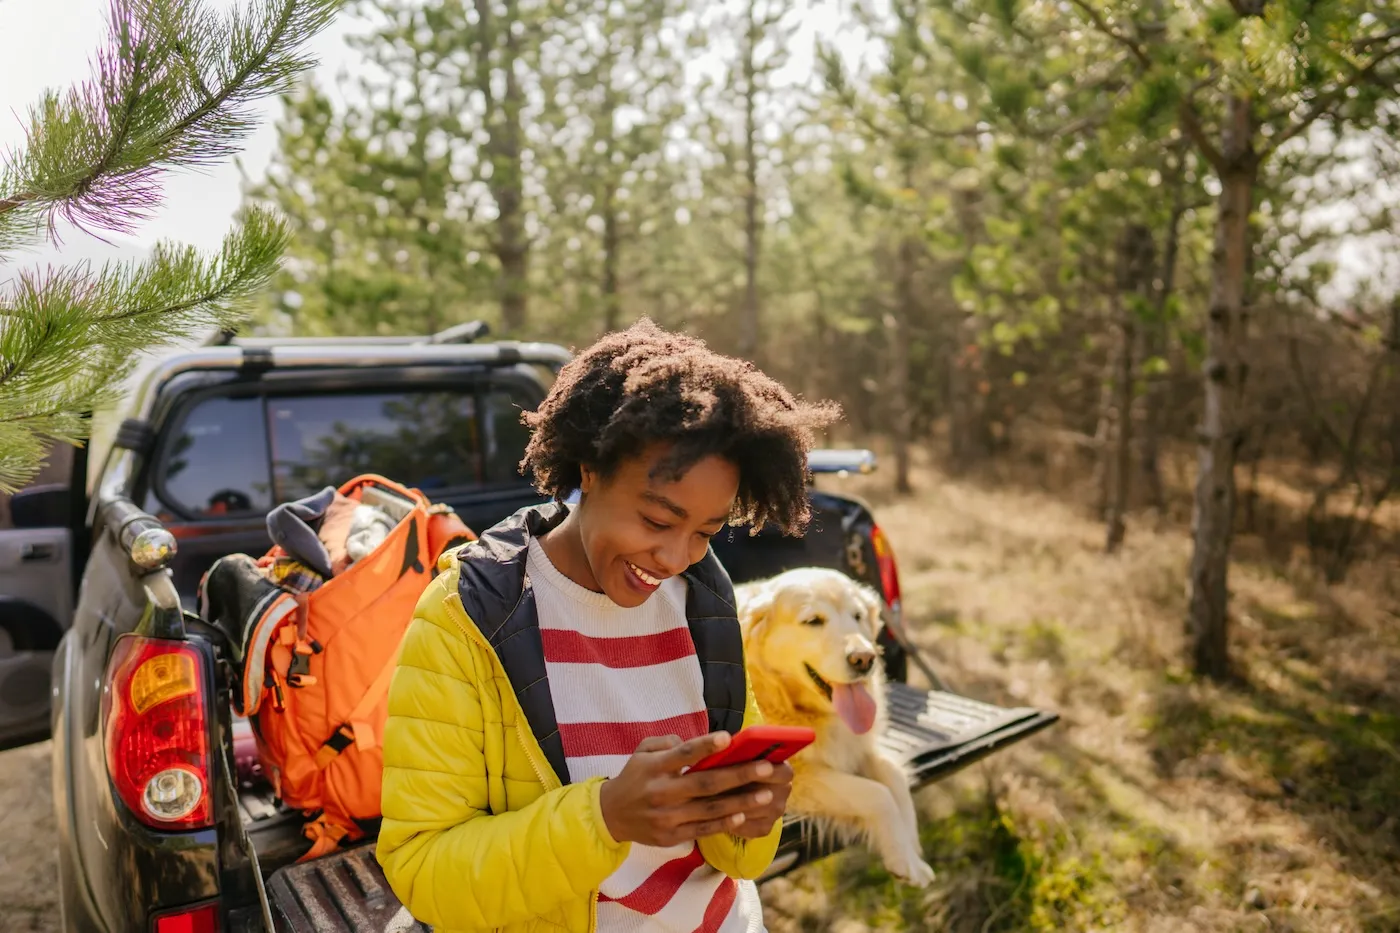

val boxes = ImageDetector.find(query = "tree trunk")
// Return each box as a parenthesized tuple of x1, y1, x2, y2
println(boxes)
(477, 0, 528, 334)
(599, 46, 621, 334)
(601, 182, 620, 332)
(1187, 94, 1257, 680)
(738, 0, 760, 359)
(1106, 224, 1154, 554)
(1091, 346, 1116, 517)
(1104, 320, 1134, 551)
(1242, 419, 1270, 533)
(890, 232, 918, 495)
(947, 189, 984, 474)
(1141, 153, 1187, 516)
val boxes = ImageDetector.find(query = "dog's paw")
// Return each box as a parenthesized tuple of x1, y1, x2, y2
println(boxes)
(886, 851, 936, 888)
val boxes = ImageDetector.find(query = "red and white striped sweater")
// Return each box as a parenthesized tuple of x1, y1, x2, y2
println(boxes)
(526, 540, 765, 933)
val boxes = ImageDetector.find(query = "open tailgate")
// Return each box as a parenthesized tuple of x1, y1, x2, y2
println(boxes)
(252, 683, 1057, 932)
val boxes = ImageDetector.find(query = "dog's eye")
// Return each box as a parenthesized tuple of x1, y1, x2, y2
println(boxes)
(802, 616, 826, 626)
(854, 611, 862, 622)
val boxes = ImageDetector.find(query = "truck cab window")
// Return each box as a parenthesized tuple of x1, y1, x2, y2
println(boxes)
(155, 396, 272, 518)
(481, 388, 534, 484)
(267, 391, 488, 504)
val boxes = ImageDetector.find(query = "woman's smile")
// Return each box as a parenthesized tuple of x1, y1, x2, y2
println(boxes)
(624, 560, 664, 591)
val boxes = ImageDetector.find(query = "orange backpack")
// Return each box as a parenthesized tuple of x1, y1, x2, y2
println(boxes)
(208, 474, 474, 860)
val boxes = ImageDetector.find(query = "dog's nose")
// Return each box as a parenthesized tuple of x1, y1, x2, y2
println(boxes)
(846, 649, 875, 675)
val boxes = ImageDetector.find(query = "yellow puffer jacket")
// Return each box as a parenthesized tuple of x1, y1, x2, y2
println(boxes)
(376, 559, 782, 933)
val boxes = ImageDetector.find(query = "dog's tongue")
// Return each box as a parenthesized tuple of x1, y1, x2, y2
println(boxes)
(832, 682, 878, 735)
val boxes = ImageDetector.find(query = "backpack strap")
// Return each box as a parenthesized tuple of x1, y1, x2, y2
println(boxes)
(312, 641, 405, 769)
(299, 815, 356, 862)
(426, 504, 475, 559)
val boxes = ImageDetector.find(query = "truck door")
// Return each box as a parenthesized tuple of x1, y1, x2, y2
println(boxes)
(0, 445, 79, 747)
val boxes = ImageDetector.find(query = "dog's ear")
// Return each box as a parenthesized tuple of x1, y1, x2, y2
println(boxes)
(857, 583, 885, 638)
(735, 581, 775, 636)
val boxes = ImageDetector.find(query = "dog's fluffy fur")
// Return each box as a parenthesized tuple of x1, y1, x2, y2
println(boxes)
(736, 567, 935, 887)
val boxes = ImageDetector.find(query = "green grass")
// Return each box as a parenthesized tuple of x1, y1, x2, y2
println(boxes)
(764, 778, 1123, 933)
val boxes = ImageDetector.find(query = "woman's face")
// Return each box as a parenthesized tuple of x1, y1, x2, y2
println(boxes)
(576, 444, 739, 609)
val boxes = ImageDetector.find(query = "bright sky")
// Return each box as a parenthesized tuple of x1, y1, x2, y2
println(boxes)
(0, 0, 1391, 304)
(0, 0, 361, 263)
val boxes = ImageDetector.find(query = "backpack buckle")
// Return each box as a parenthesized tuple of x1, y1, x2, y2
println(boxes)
(314, 723, 356, 768)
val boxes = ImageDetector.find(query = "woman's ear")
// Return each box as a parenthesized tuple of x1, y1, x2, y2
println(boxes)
(579, 463, 597, 496)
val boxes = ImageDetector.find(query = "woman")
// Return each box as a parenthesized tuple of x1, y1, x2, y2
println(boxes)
(377, 319, 839, 933)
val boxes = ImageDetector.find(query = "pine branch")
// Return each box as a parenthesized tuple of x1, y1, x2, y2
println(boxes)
(1178, 96, 1227, 173)
(0, 207, 287, 491)
(0, 0, 340, 248)
(1263, 39, 1400, 156)
(1063, 0, 1152, 71)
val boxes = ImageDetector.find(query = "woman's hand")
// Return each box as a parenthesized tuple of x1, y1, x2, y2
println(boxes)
(728, 757, 793, 838)
(598, 733, 795, 847)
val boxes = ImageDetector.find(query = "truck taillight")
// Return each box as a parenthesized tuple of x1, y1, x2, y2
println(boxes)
(871, 523, 902, 609)
(152, 902, 220, 933)
(102, 635, 213, 830)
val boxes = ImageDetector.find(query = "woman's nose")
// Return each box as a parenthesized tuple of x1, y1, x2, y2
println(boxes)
(654, 536, 692, 577)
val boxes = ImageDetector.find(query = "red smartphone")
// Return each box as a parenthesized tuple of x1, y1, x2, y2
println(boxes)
(688, 725, 816, 772)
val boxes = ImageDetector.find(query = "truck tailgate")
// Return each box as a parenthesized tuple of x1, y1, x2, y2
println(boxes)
(253, 684, 1057, 933)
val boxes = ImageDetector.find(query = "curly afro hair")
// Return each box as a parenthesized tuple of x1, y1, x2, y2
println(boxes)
(520, 318, 841, 535)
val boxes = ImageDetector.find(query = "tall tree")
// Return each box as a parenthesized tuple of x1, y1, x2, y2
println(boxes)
(818, 1, 991, 492)
(475, 0, 532, 333)
(1149, 2, 1400, 678)
(253, 0, 546, 337)
(692, 0, 795, 361)
(248, 75, 487, 336)
(533, 0, 687, 335)
(0, 0, 339, 491)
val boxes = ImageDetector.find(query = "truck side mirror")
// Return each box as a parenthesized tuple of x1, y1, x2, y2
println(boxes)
(10, 484, 71, 529)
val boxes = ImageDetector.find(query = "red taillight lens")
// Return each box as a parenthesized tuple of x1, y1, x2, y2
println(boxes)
(153, 902, 220, 933)
(871, 524, 901, 608)
(102, 636, 212, 830)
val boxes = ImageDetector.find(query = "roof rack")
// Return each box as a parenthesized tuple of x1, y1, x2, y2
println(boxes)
(206, 320, 493, 348)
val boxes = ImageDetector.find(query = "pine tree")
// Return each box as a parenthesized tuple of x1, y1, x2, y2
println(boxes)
(690, 0, 796, 362)
(533, 0, 687, 335)
(0, 0, 340, 492)
(253, 0, 549, 337)
(247, 64, 489, 336)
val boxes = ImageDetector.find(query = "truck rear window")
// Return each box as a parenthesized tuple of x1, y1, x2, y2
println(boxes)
(150, 386, 534, 519)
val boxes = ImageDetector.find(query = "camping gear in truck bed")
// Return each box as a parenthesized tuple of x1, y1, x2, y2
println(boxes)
(201, 474, 475, 863)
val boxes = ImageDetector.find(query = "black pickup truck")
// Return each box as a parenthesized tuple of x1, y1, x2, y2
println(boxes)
(15, 326, 1057, 933)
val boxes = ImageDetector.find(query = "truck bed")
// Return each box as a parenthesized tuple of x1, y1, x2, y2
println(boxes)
(236, 683, 1057, 933)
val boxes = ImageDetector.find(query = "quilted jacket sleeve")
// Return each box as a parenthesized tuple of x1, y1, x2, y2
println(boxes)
(376, 586, 630, 930)
(695, 672, 785, 880)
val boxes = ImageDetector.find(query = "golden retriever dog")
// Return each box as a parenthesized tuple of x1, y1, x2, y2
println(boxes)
(736, 567, 935, 887)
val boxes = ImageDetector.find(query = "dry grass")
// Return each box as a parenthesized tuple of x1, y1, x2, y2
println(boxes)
(763, 452, 1400, 933)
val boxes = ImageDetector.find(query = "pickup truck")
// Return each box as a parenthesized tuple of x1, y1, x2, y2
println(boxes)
(14, 325, 1057, 933)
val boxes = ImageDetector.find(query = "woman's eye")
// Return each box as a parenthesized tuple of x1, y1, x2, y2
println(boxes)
(643, 517, 671, 531)
(802, 616, 826, 626)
